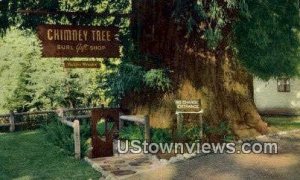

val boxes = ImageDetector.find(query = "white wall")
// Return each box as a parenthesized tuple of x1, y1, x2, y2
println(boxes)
(254, 78, 300, 112)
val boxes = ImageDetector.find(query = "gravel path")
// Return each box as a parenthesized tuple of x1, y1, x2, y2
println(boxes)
(128, 130, 300, 180)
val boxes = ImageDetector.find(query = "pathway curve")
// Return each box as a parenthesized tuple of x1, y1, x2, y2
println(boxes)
(128, 130, 300, 180)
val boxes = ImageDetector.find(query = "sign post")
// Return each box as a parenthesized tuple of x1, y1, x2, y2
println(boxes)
(175, 100, 204, 140)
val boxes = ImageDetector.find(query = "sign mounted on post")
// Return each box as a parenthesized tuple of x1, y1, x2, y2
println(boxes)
(37, 25, 120, 58)
(175, 99, 203, 139)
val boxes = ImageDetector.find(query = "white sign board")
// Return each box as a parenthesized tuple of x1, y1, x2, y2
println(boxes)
(175, 100, 201, 112)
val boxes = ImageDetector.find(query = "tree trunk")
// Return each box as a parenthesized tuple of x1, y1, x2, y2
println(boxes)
(124, 0, 268, 140)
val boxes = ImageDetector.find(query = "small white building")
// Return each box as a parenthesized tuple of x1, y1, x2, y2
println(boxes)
(254, 78, 300, 115)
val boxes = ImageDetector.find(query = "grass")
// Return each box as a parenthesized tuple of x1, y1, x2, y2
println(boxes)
(264, 116, 300, 132)
(0, 130, 101, 180)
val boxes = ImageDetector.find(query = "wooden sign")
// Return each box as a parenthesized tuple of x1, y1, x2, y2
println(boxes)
(175, 100, 201, 112)
(37, 25, 120, 58)
(64, 61, 100, 68)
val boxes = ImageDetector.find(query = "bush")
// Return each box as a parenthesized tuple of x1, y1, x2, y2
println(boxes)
(104, 62, 172, 105)
(183, 126, 202, 142)
(20, 113, 56, 130)
(42, 117, 90, 157)
(203, 121, 234, 142)
(151, 128, 172, 143)
(119, 124, 172, 143)
(144, 69, 171, 91)
(0, 113, 55, 132)
(119, 124, 144, 142)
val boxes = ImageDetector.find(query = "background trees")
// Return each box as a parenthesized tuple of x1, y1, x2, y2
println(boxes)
(235, 0, 300, 79)
(0, 0, 299, 139)
(0, 29, 109, 113)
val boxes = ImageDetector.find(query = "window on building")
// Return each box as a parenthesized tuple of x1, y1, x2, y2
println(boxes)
(277, 78, 290, 92)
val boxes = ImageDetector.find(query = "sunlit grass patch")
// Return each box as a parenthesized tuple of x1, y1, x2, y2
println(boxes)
(0, 130, 100, 179)
(264, 116, 300, 132)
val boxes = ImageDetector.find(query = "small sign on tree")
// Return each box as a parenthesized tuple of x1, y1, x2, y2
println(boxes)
(175, 100, 201, 112)
(64, 61, 100, 68)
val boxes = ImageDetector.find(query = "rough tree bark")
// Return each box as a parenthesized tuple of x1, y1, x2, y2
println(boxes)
(123, 0, 268, 140)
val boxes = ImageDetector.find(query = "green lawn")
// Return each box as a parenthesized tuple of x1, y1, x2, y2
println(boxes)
(264, 116, 300, 132)
(0, 130, 101, 180)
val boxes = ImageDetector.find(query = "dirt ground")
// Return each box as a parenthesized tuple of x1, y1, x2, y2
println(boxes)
(128, 130, 300, 180)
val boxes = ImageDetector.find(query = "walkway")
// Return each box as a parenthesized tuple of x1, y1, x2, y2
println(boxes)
(129, 130, 300, 180)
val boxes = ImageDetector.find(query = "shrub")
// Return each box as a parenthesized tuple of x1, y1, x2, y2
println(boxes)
(151, 128, 172, 143)
(104, 62, 172, 105)
(42, 117, 90, 157)
(144, 69, 171, 91)
(183, 126, 202, 142)
(0, 113, 55, 132)
(119, 124, 144, 142)
(21, 113, 56, 130)
(119, 124, 172, 143)
(203, 121, 234, 142)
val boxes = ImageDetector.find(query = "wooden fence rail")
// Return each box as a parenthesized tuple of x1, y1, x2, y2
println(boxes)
(60, 118, 81, 159)
(0, 106, 121, 159)
(0, 107, 97, 131)
(0, 110, 57, 132)
(0, 107, 104, 159)
(0, 114, 10, 118)
(56, 106, 119, 159)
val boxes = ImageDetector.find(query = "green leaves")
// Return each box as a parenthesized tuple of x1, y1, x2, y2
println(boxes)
(234, 0, 300, 79)
(119, 124, 144, 142)
(0, 29, 38, 111)
(194, 0, 206, 19)
(106, 63, 145, 97)
(0, 0, 9, 36)
(144, 69, 171, 91)
(0, 0, 130, 36)
(104, 62, 172, 105)
(0, 0, 299, 109)
(151, 128, 172, 143)
(0, 29, 107, 112)
(204, 27, 222, 50)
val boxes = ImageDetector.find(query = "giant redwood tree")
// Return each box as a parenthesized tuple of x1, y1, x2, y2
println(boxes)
(1, 0, 300, 139)
(124, 0, 300, 139)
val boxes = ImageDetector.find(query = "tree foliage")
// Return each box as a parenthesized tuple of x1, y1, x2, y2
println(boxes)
(171, 0, 300, 79)
(102, 62, 172, 105)
(0, 0, 130, 32)
(0, 29, 107, 112)
(0, 0, 300, 109)
(234, 0, 300, 79)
